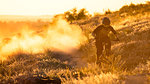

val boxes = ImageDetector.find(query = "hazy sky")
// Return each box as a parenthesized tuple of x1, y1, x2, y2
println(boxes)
(0, 0, 149, 15)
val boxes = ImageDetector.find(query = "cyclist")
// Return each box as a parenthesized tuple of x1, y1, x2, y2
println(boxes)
(92, 17, 119, 64)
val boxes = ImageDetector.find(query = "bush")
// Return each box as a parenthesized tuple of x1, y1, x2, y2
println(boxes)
(64, 8, 90, 23)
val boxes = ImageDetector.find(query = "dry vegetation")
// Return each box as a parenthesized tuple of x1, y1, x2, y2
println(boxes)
(0, 2, 150, 84)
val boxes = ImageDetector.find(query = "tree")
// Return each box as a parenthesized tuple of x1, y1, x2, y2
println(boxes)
(64, 8, 90, 22)
(64, 8, 77, 23)
(77, 8, 89, 20)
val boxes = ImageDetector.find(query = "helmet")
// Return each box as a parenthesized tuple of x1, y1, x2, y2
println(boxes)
(102, 17, 110, 25)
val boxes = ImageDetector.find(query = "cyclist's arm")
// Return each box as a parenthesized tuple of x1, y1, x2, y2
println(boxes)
(110, 26, 117, 34)
(92, 26, 99, 37)
(110, 26, 120, 41)
(92, 28, 97, 37)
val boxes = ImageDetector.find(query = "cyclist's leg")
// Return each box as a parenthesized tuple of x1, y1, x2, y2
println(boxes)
(105, 39, 111, 56)
(95, 41, 103, 64)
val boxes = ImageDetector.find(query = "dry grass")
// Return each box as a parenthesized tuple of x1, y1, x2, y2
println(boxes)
(0, 3, 150, 83)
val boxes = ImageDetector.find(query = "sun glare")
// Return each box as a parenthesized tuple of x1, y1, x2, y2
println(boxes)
(0, 0, 148, 15)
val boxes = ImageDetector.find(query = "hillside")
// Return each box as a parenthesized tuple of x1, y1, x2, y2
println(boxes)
(0, 2, 150, 84)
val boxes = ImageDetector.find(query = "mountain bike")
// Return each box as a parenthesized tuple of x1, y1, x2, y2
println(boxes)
(96, 38, 120, 66)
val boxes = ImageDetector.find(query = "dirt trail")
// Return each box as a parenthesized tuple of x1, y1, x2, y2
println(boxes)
(125, 73, 150, 84)
(49, 52, 88, 67)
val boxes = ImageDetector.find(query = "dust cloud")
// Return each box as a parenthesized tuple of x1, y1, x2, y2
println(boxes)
(0, 16, 87, 60)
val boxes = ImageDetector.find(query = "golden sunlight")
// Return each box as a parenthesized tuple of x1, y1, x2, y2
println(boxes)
(0, 0, 150, 83)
